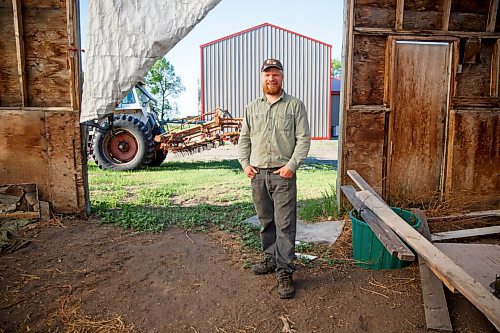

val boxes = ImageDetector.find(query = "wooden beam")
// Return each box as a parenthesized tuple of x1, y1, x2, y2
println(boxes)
(428, 209, 500, 221)
(341, 185, 415, 261)
(442, 0, 452, 31)
(487, 0, 499, 32)
(395, 0, 404, 30)
(431, 226, 500, 242)
(492, 40, 500, 97)
(66, 0, 81, 111)
(12, 0, 27, 107)
(413, 209, 452, 332)
(347, 170, 385, 204)
(354, 27, 500, 38)
(355, 190, 500, 328)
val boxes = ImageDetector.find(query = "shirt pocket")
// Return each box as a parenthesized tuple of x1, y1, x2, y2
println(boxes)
(249, 114, 265, 132)
(277, 113, 293, 132)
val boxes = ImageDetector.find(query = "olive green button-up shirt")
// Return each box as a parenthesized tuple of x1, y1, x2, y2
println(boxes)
(238, 92, 311, 172)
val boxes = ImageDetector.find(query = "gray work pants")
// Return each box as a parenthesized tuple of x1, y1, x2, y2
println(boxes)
(251, 167, 297, 275)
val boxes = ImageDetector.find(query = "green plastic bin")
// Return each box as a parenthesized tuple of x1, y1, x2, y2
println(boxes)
(349, 207, 420, 270)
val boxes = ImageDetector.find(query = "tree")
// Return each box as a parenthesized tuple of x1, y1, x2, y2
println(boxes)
(146, 58, 185, 121)
(331, 58, 342, 78)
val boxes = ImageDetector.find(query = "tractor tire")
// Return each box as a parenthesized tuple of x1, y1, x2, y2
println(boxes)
(92, 115, 155, 171)
(148, 150, 168, 167)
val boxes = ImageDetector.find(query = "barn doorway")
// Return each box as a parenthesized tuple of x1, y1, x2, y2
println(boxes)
(386, 40, 454, 203)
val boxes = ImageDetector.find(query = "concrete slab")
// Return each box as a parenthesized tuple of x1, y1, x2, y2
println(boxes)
(244, 215, 345, 245)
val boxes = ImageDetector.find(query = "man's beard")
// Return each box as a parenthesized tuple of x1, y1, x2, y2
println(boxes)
(262, 83, 282, 96)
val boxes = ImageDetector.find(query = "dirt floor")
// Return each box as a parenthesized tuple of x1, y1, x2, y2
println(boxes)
(1, 141, 499, 332)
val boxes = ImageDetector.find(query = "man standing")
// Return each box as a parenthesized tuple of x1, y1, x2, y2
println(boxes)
(238, 58, 311, 299)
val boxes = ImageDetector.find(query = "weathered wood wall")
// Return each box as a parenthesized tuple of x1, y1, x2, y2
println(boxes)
(0, 0, 86, 214)
(340, 0, 500, 209)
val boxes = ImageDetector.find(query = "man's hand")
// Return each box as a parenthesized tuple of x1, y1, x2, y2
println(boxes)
(244, 165, 258, 179)
(273, 166, 294, 178)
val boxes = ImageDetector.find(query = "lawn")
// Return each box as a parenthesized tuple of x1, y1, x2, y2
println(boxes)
(88, 158, 340, 250)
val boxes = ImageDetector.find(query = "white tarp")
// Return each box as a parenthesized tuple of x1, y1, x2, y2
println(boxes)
(80, 0, 221, 123)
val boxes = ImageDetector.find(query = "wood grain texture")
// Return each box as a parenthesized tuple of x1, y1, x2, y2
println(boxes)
(341, 185, 415, 261)
(343, 110, 386, 196)
(413, 209, 452, 332)
(355, 191, 500, 328)
(13, 0, 27, 106)
(435, 243, 500, 291)
(354, 0, 396, 28)
(352, 35, 386, 105)
(456, 40, 493, 98)
(388, 42, 451, 202)
(23, 0, 71, 107)
(0, 1, 21, 106)
(487, 0, 499, 32)
(0, 109, 85, 213)
(445, 109, 500, 207)
(403, 0, 443, 30)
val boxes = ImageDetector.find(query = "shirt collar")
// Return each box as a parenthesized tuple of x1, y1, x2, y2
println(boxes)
(260, 91, 286, 103)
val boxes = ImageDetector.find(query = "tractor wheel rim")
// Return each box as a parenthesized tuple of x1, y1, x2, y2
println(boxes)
(107, 131, 138, 163)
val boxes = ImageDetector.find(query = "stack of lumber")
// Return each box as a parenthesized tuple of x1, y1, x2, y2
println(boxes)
(341, 170, 500, 331)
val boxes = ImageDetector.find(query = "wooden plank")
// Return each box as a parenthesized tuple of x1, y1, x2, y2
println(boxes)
(442, 0, 452, 31)
(487, 0, 499, 32)
(428, 210, 500, 221)
(492, 40, 500, 97)
(0, 211, 40, 219)
(413, 209, 453, 332)
(431, 226, 500, 241)
(0, 0, 21, 106)
(12, 0, 27, 106)
(435, 243, 500, 291)
(395, 0, 404, 30)
(355, 190, 500, 328)
(354, 0, 396, 29)
(347, 169, 385, 203)
(341, 185, 415, 260)
(353, 27, 500, 38)
(403, 1, 443, 30)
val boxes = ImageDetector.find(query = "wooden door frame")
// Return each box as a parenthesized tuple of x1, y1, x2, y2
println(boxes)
(383, 36, 459, 200)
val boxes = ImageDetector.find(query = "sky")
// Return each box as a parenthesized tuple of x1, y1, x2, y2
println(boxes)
(79, 1, 344, 117)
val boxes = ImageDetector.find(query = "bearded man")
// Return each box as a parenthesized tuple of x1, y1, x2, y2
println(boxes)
(238, 58, 311, 299)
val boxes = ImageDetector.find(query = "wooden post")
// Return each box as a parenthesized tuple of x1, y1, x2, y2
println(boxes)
(395, 0, 404, 30)
(12, 0, 27, 107)
(442, 0, 452, 31)
(492, 40, 500, 97)
(355, 190, 500, 328)
(487, 0, 499, 32)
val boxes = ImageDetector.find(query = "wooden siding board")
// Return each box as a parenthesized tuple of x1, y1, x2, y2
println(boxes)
(352, 35, 386, 105)
(0, 110, 50, 200)
(0, 109, 84, 213)
(354, 0, 396, 28)
(449, 14, 488, 32)
(456, 40, 493, 98)
(344, 110, 386, 195)
(0, 1, 21, 106)
(403, 0, 443, 30)
(23, 1, 71, 107)
(447, 110, 500, 205)
(45, 111, 80, 212)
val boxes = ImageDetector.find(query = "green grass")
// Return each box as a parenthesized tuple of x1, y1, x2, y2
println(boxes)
(88, 158, 340, 251)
